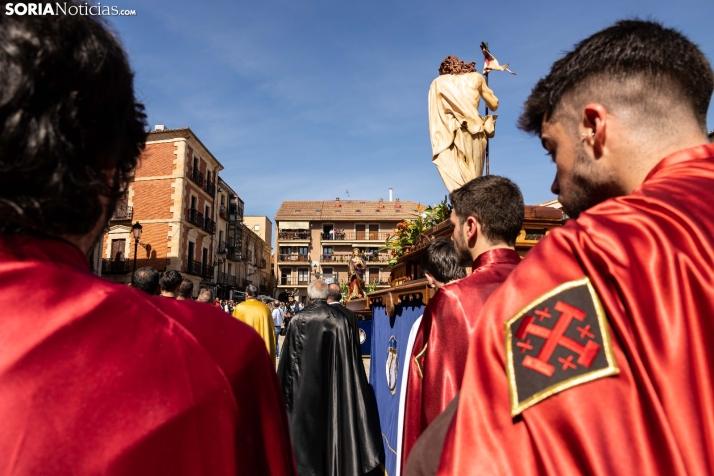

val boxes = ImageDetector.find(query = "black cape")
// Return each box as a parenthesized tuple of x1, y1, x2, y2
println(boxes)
(278, 300, 384, 476)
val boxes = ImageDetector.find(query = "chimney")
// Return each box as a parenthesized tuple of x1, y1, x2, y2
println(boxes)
(154, 125, 165, 131)
(389, 188, 393, 201)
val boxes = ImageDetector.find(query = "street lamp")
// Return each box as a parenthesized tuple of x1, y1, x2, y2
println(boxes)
(131, 222, 142, 271)
(130, 222, 149, 284)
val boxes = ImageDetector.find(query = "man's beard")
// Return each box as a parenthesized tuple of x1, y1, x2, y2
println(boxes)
(453, 230, 473, 267)
(560, 146, 621, 219)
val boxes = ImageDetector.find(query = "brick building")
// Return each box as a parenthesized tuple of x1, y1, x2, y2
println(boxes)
(101, 126, 223, 295)
(273, 198, 422, 300)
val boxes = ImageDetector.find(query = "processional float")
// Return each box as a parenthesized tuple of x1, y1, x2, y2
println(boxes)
(346, 44, 563, 476)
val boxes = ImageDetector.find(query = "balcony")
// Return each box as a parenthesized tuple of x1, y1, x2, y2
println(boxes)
(319, 253, 390, 263)
(202, 263, 215, 281)
(219, 205, 227, 220)
(227, 246, 242, 262)
(102, 258, 130, 274)
(320, 231, 391, 241)
(111, 204, 133, 221)
(186, 259, 203, 277)
(190, 167, 204, 187)
(278, 230, 310, 241)
(278, 254, 310, 263)
(187, 208, 204, 228)
(204, 179, 216, 196)
(203, 217, 216, 235)
(217, 272, 238, 287)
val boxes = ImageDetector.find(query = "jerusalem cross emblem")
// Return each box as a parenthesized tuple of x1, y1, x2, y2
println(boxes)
(505, 277, 619, 416)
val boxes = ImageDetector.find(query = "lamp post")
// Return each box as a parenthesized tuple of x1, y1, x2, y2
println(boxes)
(131, 222, 142, 285)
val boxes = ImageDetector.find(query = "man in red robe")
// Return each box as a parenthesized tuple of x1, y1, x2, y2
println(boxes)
(429, 20, 714, 475)
(400, 175, 524, 470)
(0, 9, 296, 475)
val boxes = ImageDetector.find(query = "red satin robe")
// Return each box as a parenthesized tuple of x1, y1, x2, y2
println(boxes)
(438, 144, 714, 475)
(0, 236, 297, 475)
(401, 249, 520, 470)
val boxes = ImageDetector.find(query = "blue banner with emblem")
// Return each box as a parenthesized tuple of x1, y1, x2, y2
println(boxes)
(357, 319, 373, 356)
(370, 301, 424, 476)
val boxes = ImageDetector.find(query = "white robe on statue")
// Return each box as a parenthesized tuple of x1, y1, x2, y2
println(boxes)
(428, 71, 499, 192)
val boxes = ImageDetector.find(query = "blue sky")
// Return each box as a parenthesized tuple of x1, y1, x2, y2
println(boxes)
(109, 0, 714, 219)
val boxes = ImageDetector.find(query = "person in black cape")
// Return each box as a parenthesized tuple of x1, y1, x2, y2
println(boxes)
(278, 279, 384, 476)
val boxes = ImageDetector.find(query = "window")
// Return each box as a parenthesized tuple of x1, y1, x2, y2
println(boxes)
(254, 225, 260, 231)
(190, 195, 197, 210)
(368, 267, 380, 283)
(281, 268, 292, 285)
(110, 239, 125, 260)
(322, 267, 334, 284)
(188, 242, 195, 263)
(192, 157, 198, 173)
(298, 268, 310, 284)
(298, 246, 308, 256)
(220, 195, 225, 206)
(323, 246, 333, 254)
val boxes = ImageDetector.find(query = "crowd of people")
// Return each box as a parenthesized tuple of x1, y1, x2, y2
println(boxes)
(1, 6, 713, 476)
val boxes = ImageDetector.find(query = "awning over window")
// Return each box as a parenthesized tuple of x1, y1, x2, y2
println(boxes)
(279, 221, 310, 230)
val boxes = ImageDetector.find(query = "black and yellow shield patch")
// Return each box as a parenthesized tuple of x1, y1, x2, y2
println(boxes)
(505, 277, 619, 416)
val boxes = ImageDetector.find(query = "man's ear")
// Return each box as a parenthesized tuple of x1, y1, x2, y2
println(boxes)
(425, 273, 437, 289)
(582, 103, 608, 159)
(464, 216, 480, 245)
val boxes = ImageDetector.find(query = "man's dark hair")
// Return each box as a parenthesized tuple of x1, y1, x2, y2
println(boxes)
(449, 175, 524, 246)
(159, 270, 182, 293)
(245, 284, 258, 297)
(326, 283, 342, 302)
(519, 20, 713, 136)
(178, 278, 194, 299)
(133, 267, 159, 295)
(0, 4, 147, 236)
(421, 238, 467, 284)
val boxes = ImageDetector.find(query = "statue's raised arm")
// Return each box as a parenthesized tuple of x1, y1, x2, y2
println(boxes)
(428, 55, 499, 192)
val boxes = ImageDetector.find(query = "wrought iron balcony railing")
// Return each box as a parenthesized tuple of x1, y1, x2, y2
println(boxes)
(321, 231, 391, 241)
(278, 231, 310, 240)
(111, 204, 133, 221)
(202, 263, 215, 280)
(278, 254, 310, 262)
(190, 167, 204, 187)
(227, 246, 242, 262)
(187, 208, 204, 228)
(102, 258, 130, 274)
(319, 253, 389, 263)
(217, 272, 237, 287)
(203, 217, 216, 235)
(204, 180, 216, 197)
(186, 259, 203, 277)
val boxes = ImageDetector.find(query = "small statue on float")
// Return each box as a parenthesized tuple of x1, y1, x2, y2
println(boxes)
(347, 247, 366, 300)
(428, 55, 499, 192)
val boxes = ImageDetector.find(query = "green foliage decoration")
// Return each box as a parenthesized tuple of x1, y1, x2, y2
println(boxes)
(380, 196, 452, 267)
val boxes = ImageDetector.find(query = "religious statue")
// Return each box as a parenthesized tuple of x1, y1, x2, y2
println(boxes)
(347, 247, 366, 300)
(428, 55, 499, 192)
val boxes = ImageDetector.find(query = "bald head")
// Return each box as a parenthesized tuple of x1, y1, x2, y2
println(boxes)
(326, 283, 342, 303)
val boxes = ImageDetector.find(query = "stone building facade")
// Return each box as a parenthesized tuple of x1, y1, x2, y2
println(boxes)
(101, 127, 222, 296)
(273, 198, 422, 300)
